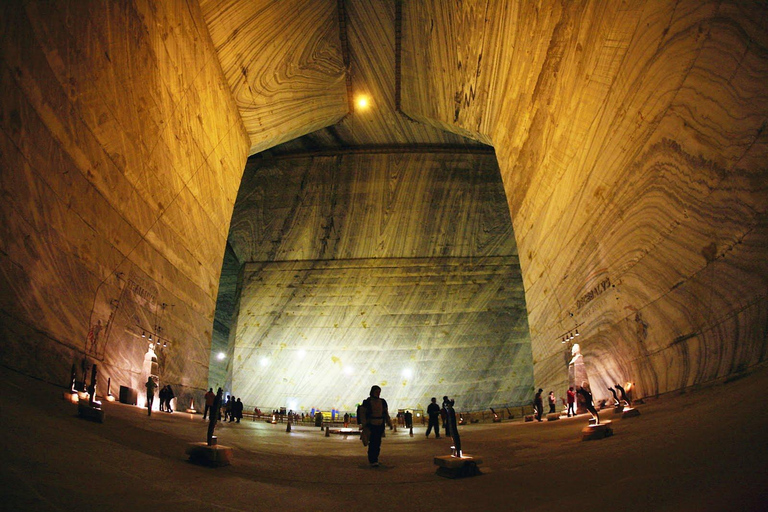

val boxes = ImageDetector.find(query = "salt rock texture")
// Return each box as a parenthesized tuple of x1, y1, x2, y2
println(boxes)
(0, 0, 766, 413)
(402, 0, 768, 400)
(0, 0, 249, 406)
(199, 0, 348, 154)
(225, 152, 531, 411)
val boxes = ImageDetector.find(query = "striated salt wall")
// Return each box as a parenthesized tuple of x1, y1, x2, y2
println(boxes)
(224, 151, 532, 411)
(0, 0, 250, 406)
(402, 0, 768, 400)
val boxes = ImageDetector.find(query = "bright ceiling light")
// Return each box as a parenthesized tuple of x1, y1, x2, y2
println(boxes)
(344, 366, 354, 375)
(217, 352, 226, 361)
(401, 368, 412, 379)
(260, 357, 269, 367)
(356, 95, 370, 110)
(297, 349, 306, 359)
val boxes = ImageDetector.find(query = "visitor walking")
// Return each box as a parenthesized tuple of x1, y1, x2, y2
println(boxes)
(548, 391, 556, 414)
(164, 385, 174, 412)
(534, 388, 544, 421)
(158, 384, 167, 412)
(567, 386, 576, 417)
(203, 388, 215, 420)
(359, 385, 392, 467)
(234, 398, 243, 423)
(145, 377, 157, 416)
(426, 397, 441, 438)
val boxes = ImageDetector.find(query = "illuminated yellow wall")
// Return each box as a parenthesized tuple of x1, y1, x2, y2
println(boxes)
(403, 0, 768, 399)
(1, 0, 765, 410)
(0, 0, 249, 406)
(225, 152, 532, 411)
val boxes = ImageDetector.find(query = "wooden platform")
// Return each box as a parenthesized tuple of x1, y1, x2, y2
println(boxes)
(622, 407, 641, 419)
(328, 428, 361, 436)
(186, 442, 233, 467)
(581, 421, 613, 441)
(77, 403, 105, 423)
(546, 413, 560, 421)
(434, 454, 483, 478)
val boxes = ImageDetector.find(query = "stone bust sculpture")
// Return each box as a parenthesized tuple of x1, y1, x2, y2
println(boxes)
(569, 343, 583, 366)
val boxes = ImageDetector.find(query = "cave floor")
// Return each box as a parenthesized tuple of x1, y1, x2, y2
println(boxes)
(1, 365, 767, 512)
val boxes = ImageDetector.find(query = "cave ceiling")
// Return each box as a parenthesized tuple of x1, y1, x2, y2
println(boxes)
(200, 0, 488, 155)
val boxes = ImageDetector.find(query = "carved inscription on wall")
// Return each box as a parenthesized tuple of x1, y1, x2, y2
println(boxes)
(576, 277, 611, 311)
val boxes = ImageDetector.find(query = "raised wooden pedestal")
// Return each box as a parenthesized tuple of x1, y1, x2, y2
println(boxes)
(328, 427, 361, 436)
(546, 413, 560, 421)
(622, 407, 641, 419)
(434, 454, 483, 479)
(186, 442, 233, 466)
(581, 421, 613, 441)
(77, 403, 105, 423)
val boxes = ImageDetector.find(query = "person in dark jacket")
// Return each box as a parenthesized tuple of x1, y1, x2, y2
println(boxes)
(158, 385, 167, 412)
(165, 385, 175, 413)
(227, 396, 236, 422)
(145, 377, 157, 416)
(426, 397, 441, 438)
(359, 385, 392, 467)
(234, 398, 243, 423)
(534, 388, 544, 421)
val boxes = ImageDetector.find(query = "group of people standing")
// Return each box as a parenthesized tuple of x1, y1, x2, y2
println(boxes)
(533, 384, 598, 423)
(223, 395, 244, 422)
(158, 385, 175, 413)
(202, 388, 244, 423)
(143, 377, 174, 416)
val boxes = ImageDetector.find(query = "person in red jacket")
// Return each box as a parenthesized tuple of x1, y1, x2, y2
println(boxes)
(567, 386, 576, 417)
(203, 388, 215, 420)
